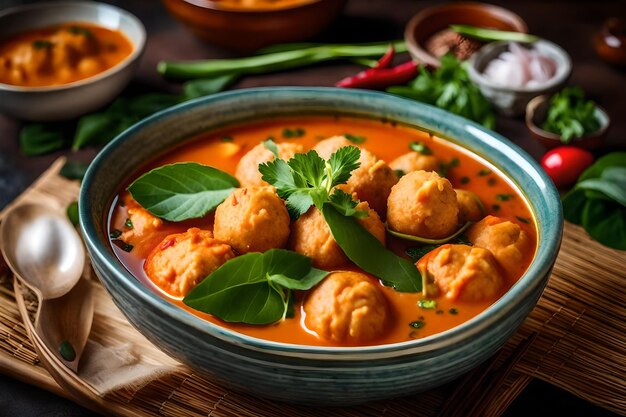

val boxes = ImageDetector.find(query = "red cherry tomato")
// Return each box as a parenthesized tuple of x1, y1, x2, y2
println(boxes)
(540, 146, 595, 188)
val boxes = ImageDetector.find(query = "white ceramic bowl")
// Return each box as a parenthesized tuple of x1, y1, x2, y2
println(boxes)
(0, 2, 146, 121)
(468, 40, 572, 117)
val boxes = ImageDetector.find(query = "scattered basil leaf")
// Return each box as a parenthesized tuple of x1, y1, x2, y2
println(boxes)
(128, 162, 239, 222)
(417, 299, 437, 309)
(322, 204, 422, 293)
(66, 202, 79, 226)
(59, 160, 89, 181)
(581, 199, 626, 250)
(409, 141, 433, 155)
(19, 124, 71, 156)
(394, 169, 406, 178)
(579, 152, 626, 182)
(405, 245, 438, 262)
(329, 189, 369, 218)
(576, 167, 626, 207)
(344, 133, 366, 144)
(184, 249, 329, 325)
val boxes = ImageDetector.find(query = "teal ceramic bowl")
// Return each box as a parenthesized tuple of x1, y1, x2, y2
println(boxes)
(79, 87, 562, 406)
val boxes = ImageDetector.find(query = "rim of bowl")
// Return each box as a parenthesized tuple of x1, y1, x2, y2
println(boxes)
(525, 94, 611, 142)
(0, 1, 146, 93)
(177, 0, 326, 13)
(468, 40, 572, 94)
(79, 87, 563, 358)
(404, 2, 529, 67)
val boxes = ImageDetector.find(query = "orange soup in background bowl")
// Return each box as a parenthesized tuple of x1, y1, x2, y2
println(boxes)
(80, 87, 563, 405)
(0, 2, 145, 121)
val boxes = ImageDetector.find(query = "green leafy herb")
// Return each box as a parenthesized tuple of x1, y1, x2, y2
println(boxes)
(344, 133, 367, 144)
(394, 169, 406, 178)
(32, 40, 54, 50)
(329, 189, 369, 218)
(405, 245, 438, 262)
(387, 54, 495, 128)
(542, 87, 601, 143)
(417, 299, 437, 310)
(124, 218, 133, 229)
(282, 128, 306, 138)
(128, 162, 239, 222)
(516, 216, 530, 224)
(262, 138, 280, 158)
(439, 157, 460, 177)
(450, 25, 539, 43)
(19, 124, 71, 156)
(59, 160, 89, 181)
(409, 141, 433, 155)
(409, 320, 425, 329)
(478, 168, 492, 176)
(496, 193, 514, 201)
(66, 202, 79, 226)
(460, 176, 470, 184)
(112, 239, 133, 252)
(562, 152, 626, 250)
(221, 136, 234, 142)
(492, 204, 501, 212)
(449, 308, 459, 315)
(183, 249, 329, 325)
(259, 146, 363, 218)
(109, 229, 122, 239)
(322, 204, 422, 293)
(182, 75, 238, 100)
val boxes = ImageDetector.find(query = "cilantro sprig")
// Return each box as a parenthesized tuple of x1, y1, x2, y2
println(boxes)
(259, 141, 366, 218)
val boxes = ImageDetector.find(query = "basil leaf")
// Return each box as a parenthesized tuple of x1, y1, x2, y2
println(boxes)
(322, 204, 422, 292)
(562, 188, 587, 225)
(581, 199, 626, 250)
(72, 112, 124, 151)
(66, 201, 79, 226)
(184, 250, 329, 324)
(268, 268, 328, 291)
(128, 162, 239, 221)
(577, 177, 626, 207)
(59, 160, 89, 181)
(19, 124, 70, 156)
(579, 152, 626, 181)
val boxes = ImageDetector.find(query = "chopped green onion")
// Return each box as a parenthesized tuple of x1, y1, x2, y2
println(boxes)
(450, 25, 539, 43)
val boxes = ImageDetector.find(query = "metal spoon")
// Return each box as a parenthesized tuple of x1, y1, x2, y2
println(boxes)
(0, 203, 94, 372)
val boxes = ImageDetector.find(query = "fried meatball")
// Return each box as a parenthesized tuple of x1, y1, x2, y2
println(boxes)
(235, 142, 304, 187)
(144, 228, 235, 297)
(289, 201, 385, 270)
(456, 189, 485, 223)
(214, 186, 290, 254)
(304, 271, 389, 343)
(120, 197, 165, 253)
(467, 215, 531, 277)
(418, 244, 503, 302)
(387, 170, 460, 239)
(389, 152, 440, 176)
(313, 136, 398, 218)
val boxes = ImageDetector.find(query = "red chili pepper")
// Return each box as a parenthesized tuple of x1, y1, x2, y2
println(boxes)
(336, 60, 419, 90)
(374, 45, 395, 69)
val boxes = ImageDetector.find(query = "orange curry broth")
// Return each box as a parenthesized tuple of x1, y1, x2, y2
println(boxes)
(109, 116, 537, 347)
(0, 22, 132, 87)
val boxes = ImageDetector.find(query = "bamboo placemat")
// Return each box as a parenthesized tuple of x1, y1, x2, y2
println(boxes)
(0, 158, 624, 417)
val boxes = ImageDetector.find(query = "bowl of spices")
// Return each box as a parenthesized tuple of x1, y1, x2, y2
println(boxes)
(0, 2, 145, 121)
(468, 40, 571, 116)
(526, 87, 610, 150)
(404, 2, 528, 67)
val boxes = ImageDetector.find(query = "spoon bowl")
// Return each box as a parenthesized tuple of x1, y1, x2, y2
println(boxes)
(1, 204, 84, 299)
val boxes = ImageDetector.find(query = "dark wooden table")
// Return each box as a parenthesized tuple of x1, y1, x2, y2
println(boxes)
(0, 0, 623, 415)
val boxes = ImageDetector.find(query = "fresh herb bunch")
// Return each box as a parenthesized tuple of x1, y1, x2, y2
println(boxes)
(562, 152, 626, 250)
(258, 141, 368, 219)
(387, 54, 496, 129)
(542, 87, 601, 143)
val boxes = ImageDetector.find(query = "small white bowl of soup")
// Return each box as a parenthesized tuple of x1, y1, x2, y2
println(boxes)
(0, 2, 145, 121)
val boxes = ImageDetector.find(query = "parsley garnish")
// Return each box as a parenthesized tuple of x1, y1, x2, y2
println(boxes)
(449, 308, 459, 315)
(478, 168, 492, 176)
(409, 320, 425, 329)
(409, 141, 433, 155)
(542, 86, 601, 143)
(259, 145, 366, 219)
(282, 127, 305, 138)
(496, 193, 514, 201)
(109, 229, 122, 239)
(124, 218, 133, 229)
(460, 176, 470, 184)
(516, 216, 530, 224)
(417, 299, 437, 309)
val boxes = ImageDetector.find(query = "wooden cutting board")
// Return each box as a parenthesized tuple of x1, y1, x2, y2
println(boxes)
(0, 158, 623, 417)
